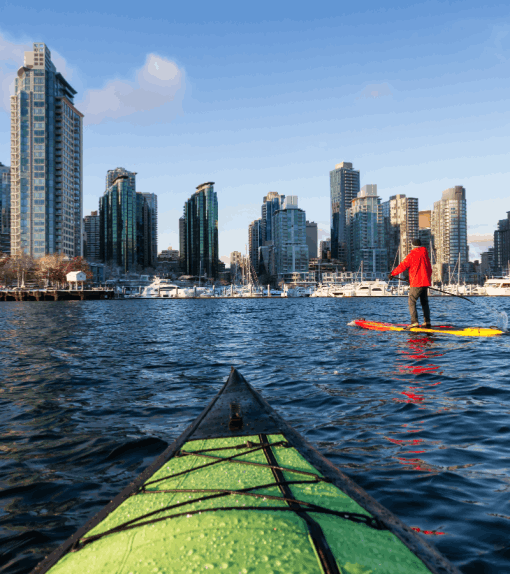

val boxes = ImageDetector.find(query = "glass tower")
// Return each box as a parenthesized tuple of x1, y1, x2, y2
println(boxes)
(347, 184, 387, 273)
(0, 162, 10, 254)
(182, 182, 218, 278)
(10, 43, 83, 257)
(330, 162, 360, 264)
(431, 186, 468, 281)
(99, 168, 156, 271)
(273, 196, 309, 277)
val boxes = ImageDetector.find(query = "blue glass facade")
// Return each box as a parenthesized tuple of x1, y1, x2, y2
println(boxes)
(183, 182, 218, 278)
(99, 169, 157, 271)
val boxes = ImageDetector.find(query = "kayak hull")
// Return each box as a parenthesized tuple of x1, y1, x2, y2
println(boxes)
(32, 368, 459, 574)
(353, 319, 503, 337)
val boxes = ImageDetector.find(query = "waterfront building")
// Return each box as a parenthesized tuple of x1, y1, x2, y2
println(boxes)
(99, 168, 156, 271)
(100, 173, 137, 272)
(347, 184, 387, 273)
(248, 219, 262, 276)
(382, 194, 419, 266)
(141, 192, 158, 265)
(136, 192, 157, 268)
(319, 238, 331, 260)
(179, 216, 186, 270)
(273, 196, 309, 278)
(0, 163, 10, 255)
(261, 192, 285, 242)
(494, 212, 510, 275)
(10, 43, 83, 258)
(431, 186, 468, 282)
(481, 247, 496, 277)
(330, 162, 360, 266)
(419, 210, 431, 228)
(83, 211, 100, 261)
(182, 182, 218, 278)
(306, 221, 318, 259)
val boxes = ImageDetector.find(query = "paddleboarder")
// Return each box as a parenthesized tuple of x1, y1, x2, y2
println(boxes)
(389, 238, 432, 329)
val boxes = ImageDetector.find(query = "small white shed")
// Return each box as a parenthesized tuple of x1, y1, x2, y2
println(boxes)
(67, 271, 87, 289)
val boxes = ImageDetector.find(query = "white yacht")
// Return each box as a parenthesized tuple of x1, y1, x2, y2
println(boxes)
(483, 277, 510, 296)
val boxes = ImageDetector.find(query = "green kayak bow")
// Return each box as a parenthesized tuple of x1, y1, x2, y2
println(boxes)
(32, 368, 459, 574)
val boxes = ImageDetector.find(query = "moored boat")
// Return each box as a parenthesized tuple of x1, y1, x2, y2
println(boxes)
(32, 369, 459, 574)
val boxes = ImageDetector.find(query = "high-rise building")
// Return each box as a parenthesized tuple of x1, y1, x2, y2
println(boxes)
(261, 192, 285, 242)
(330, 162, 360, 265)
(0, 162, 11, 255)
(248, 219, 262, 276)
(141, 192, 157, 265)
(481, 248, 496, 277)
(347, 184, 387, 273)
(100, 173, 137, 272)
(494, 212, 510, 275)
(319, 238, 331, 260)
(382, 194, 419, 267)
(418, 210, 432, 261)
(306, 221, 318, 259)
(230, 251, 242, 267)
(10, 43, 83, 258)
(179, 216, 186, 270)
(431, 186, 468, 282)
(273, 196, 309, 277)
(99, 168, 156, 271)
(182, 182, 218, 278)
(83, 211, 100, 261)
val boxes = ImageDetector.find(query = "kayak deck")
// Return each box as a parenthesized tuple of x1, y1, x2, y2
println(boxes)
(353, 319, 504, 337)
(34, 368, 459, 574)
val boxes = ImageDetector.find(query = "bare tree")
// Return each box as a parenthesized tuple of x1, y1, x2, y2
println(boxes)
(9, 251, 35, 288)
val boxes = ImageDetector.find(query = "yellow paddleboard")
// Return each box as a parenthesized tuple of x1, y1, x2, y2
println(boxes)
(353, 319, 504, 337)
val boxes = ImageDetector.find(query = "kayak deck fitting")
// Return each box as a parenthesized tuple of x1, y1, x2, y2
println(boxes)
(353, 319, 504, 337)
(33, 368, 459, 574)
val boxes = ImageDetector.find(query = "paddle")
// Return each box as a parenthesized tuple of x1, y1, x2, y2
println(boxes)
(392, 275, 475, 304)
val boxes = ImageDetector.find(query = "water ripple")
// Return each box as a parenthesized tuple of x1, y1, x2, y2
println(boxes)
(0, 297, 509, 573)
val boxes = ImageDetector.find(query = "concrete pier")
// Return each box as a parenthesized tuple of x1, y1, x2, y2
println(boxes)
(0, 289, 116, 302)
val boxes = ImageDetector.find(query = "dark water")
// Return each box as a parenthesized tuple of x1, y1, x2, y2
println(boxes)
(1, 297, 509, 573)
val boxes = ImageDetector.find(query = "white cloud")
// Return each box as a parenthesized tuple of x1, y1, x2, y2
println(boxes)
(0, 32, 185, 126)
(78, 54, 185, 126)
(357, 82, 393, 100)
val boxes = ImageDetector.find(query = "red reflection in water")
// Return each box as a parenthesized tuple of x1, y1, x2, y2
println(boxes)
(411, 527, 446, 535)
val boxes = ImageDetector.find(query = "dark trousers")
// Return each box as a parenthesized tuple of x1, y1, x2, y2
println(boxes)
(408, 287, 430, 325)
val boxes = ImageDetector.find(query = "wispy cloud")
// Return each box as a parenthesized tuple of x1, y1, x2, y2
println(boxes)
(78, 54, 185, 126)
(0, 32, 185, 126)
(356, 82, 393, 100)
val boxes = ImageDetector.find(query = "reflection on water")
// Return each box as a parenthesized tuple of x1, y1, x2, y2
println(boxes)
(1, 297, 510, 573)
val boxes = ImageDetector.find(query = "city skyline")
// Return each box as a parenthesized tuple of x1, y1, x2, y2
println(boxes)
(1, 4, 509, 261)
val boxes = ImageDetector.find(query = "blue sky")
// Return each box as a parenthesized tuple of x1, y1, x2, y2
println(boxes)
(1, 0, 509, 260)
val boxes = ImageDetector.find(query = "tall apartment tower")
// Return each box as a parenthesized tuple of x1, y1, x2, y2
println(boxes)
(330, 162, 360, 265)
(0, 162, 11, 254)
(99, 168, 156, 271)
(179, 216, 186, 270)
(261, 192, 285, 242)
(305, 221, 318, 259)
(273, 196, 309, 277)
(248, 219, 262, 275)
(494, 212, 510, 274)
(347, 184, 387, 273)
(83, 211, 100, 261)
(381, 194, 419, 265)
(100, 173, 137, 272)
(182, 182, 218, 278)
(141, 192, 158, 265)
(10, 43, 83, 257)
(431, 186, 468, 282)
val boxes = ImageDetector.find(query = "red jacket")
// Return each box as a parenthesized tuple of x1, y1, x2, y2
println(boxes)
(391, 247, 432, 287)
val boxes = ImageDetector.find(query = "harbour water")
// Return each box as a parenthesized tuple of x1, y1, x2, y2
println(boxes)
(1, 298, 509, 573)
